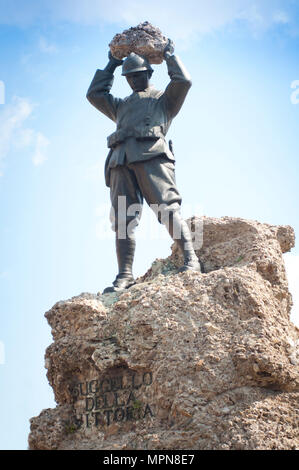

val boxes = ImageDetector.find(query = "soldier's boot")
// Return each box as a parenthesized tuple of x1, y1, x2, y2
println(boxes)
(103, 237, 136, 294)
(168, 213, 203, 273)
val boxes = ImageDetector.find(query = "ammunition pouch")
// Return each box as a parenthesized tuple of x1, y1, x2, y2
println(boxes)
(107, 129, 126, 149)
(107, 126, 165, 149)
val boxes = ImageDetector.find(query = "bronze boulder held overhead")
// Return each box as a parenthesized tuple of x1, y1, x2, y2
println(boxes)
(109, 21, 169, 64)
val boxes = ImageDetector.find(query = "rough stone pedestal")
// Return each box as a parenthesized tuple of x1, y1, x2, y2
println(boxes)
(28, 217, 299, 450)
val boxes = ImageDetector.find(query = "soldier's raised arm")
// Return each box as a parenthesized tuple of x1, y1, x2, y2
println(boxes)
(161, 39, 192, 120)
(86, 51, 124, 122)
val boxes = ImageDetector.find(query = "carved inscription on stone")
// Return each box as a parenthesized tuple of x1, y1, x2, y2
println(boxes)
(68, 370, 154, 429)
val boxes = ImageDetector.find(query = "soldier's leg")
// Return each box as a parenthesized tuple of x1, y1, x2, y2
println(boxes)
(131, 157, 203, 273)
(167, 211, 203, 272)
(103, 164, 143, 293)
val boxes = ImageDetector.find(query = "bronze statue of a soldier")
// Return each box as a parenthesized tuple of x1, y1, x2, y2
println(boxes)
(87, 39, 202, 293)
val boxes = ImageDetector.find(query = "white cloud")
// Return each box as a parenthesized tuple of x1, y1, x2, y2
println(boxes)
(0, 0, 295, 41)
(0, 96, 49, 173)
(46, 0, 295, 41)
(284, 253, 299, 327)
(14, 128, 35, 148)
(32, 132, 49, 166)
(0, 96, 33, 162)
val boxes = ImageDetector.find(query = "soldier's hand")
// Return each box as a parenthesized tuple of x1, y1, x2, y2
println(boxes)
(108, 50, 124, 66)
(163, 39, 175, 59)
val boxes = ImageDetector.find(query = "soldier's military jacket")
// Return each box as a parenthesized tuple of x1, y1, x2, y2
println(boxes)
(86, 55, 192, 186)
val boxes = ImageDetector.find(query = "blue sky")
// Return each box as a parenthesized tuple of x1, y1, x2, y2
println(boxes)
(0, 0, 298, 449)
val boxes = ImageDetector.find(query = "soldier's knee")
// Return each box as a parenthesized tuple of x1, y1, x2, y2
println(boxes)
(110, 212, 141, 237)
(150, 202, 181, 227)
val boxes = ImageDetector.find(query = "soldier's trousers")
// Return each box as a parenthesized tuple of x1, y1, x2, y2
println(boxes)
(109, 156, 183, 237)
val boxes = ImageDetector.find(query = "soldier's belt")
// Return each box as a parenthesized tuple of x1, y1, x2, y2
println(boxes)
(107, 126, 165, 148)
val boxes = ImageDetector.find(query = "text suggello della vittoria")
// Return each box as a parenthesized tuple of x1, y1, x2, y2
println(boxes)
(68, 371, 154, 428)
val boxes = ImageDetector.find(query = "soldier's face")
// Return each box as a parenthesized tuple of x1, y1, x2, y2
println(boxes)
(126, 71, 150, 92)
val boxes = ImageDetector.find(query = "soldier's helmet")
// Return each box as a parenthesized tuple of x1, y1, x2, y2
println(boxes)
(121, 53, 153, 76)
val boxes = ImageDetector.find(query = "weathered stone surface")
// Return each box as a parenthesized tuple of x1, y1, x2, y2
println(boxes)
(28, 217, 299, 450)
(109, 22, 168, 64)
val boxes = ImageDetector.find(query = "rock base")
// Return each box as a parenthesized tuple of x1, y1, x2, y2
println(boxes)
(28, 217, 299, 450)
